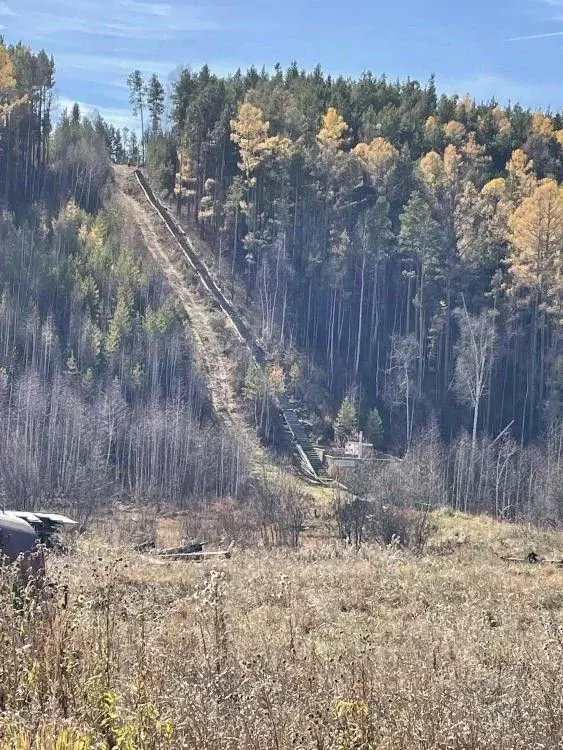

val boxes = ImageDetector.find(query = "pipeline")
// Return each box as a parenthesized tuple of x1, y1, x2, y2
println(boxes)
(133, 170, 325, 484)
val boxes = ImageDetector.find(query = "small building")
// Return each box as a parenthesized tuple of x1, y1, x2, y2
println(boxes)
(344, 432, 376, 459)
(325, 433, 377, 477)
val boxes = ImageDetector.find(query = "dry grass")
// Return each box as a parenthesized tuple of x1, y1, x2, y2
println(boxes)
(1, 511, 563, 749)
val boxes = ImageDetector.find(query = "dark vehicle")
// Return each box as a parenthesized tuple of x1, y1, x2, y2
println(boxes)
(0, 512, 43, 574)
(0, 511, 77, 573)
(6, 511, 77, 550)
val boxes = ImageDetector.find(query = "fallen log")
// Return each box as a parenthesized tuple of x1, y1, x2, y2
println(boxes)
(156, 549, 232, 561)
(151, 541, 203, 556)
(499, 551, 563, 566)
(134, 539, 156, 552)
(153, 541, 234, 561)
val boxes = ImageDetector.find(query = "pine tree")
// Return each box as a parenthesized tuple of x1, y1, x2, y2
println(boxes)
(127, 70, 146, 163)
(147, 73, 165, 135)
(334, 396, 357, 445)
(365, 407, 385, 448)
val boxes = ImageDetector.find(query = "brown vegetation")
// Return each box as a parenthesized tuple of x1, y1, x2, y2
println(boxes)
(2, 511, 563, 749)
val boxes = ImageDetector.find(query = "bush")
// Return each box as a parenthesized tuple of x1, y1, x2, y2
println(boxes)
(247, 474, 311, 547)
(333, 495, 432, 552)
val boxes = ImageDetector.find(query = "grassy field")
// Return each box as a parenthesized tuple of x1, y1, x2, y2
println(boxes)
(1, 510, 563, 749)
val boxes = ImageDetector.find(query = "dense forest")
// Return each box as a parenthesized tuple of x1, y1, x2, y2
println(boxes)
(0, 34, 561, 523)
(125, 63, 562, 519)
(0, 42, 242, 517)
(145, 64, 562, 442)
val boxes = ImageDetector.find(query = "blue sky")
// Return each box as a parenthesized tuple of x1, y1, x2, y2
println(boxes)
(1, 0, 562, 131)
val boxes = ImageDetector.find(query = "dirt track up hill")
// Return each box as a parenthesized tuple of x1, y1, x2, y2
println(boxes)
(115, 165, 265, 469)
(115, 165, 325, 484)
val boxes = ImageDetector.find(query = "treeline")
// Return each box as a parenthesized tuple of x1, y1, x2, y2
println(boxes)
(0, 40, 54, 211)
(141, 64, 561, 457)
(0, 42, 244, 514)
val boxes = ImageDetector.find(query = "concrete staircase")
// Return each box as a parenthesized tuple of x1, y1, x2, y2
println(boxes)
(278, 395, 328, 481)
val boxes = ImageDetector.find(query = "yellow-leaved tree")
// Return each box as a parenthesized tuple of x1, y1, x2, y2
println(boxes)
(418, 150, 444, 186)
(352, 136, 398, 183)
(507, 179, 563, 315)
(481, 177, 506, 199)
(443, 120, 466, 145)
(506, 148, 536, 202)
(317, 107, 349, 150)
(530, 112, 554, 139)
(455, 93, 475, 121)
(491, 106, 512, 136)
(506, 178, 563, 435)
(230, 102, 293, 182)
(0, 43, 15, 91)
(174, 147, 197, 216)
(418, 141, 490, 392)
(0, 42, 26, 122)
(230, 102, 270, 182)
(230, 100, 293, 277)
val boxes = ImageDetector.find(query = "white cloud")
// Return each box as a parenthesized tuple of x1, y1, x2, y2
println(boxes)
(55, 95, 135, 131)
(27, 0, 218, 41)
(55, 52, 177, 77)
(120, 0, 173, 17)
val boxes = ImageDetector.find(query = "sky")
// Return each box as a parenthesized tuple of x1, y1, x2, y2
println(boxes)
(1, 0, 563, 131)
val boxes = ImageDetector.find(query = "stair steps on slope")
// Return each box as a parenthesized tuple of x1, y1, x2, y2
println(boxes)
(134, 170, 328, 484)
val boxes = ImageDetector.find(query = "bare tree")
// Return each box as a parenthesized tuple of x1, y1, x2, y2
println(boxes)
(452, 302, 496, 509)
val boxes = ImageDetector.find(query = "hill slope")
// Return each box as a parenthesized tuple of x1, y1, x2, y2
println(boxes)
(116, 165, 264, 467)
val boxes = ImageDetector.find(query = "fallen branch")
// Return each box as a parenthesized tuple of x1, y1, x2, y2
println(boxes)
(156, 548, 233, 561)
(154, 541, 234, 561)
(153, 541, 203, 556)
(499, 551, 563, 566)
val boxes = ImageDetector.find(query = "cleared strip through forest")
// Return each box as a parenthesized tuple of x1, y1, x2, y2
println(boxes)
(133, 169, 324, 484)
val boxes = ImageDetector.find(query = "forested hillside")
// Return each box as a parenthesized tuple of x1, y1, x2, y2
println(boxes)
(0, 42, 242, 516)
(0, 35, 560, 522)
(128, 63, 562, 519)
(157, 66, 562, 441)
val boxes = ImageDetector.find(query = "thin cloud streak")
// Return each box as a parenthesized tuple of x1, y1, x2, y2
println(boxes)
(55, 52, 178, 79)
(120, 0, 173, 17)
(507, 30, 563, 40)
(9, 1, 219, 41)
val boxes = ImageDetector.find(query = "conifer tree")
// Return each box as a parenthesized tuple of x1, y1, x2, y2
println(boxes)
(334, 396, 357, 445)
(365, 407, 385, 448)
(127, 70, 146, 163)
(147, 73, 165, 134)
